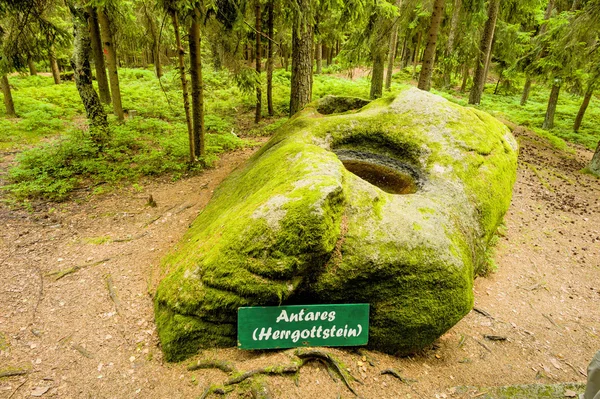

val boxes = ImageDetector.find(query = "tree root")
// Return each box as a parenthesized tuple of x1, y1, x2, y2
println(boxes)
(105, 274, 121, 314)
(380, 368, 416, 384)
(0, 369, 28, 378)
(189, 349, 366, 397)
(296, 348, 360, 395)
(187, 359, 235, 373)
(48, 257, 112, 280)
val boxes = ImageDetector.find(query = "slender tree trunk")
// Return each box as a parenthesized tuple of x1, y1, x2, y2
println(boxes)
(267, 0, 274, 116)
(574, 87, 593, 132)
(255, 0, 262, 123)
(370, 51, 386, 99)
(542, 82, 561, 129)
(27, 57, 37, 76)
(521, 79, 532, 106)
(189, 7, 205, 158)
(143, 3, 162, 78)
(316, 41, 323, 74)
(418, 0, 445, 91)
(468, 0, 500, 105)
(385, 0, 403, 91)
(97, 7, 124, 120)
(483, 36, 495, 83)
(460, 62, 469, 92)
(442, 0, 462, 88)
(49, 45, 61, 84)
(521, 0, 555, 105)
(412, 31, 422, 78)
(87, 7, 111, 104)
(589, 141, 600, 175)
(289, 1, 313, 116)
(69, 5, 109, 147)
(171, 9, 194, 162)
(571, 0, 582, 10)
(1, 75, 16, 117)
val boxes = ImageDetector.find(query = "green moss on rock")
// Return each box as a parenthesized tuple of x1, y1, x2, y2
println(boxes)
(154, 88, 518, 361)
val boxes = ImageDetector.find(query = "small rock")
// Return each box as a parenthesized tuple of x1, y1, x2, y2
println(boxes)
(31, 386, 50, 397)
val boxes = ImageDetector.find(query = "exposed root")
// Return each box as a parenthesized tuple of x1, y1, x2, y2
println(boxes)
(105, 274, 121, 314)
(48, 257, 112, 280)
(380, 368, 416, 384)
(112, 232, 148, 242)
(296, 349, 359, 396)
(225, 363, 300, 386)
(250, 378, 272, 399)
(187, 359, 235, 373)
(0, 370, 28, 378)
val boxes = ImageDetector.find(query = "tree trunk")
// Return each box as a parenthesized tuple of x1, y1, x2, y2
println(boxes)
(412, 31, 422, 78)
(460, 62, 469, 92)
(316, 41, 323, 74)
(1, 75, 16, 117)
(255, 0, 262, 123)
(143, 3, 162, 78)
(69, 5, 109, 147)
(521, 79, 532, 106)
(571, 0, 582, 11)
(542, 82, 561, 129)
(370, 49, 386, 99)
(385, 0, 403, 91)
(97, 7, 124, 120)
(289, 1, 313, 116)
(189, 7, 205, 158)
(483, 36, 495, 83)
(87, 7, 111, 104)
(574, 88, 593, 132)
(589, 141, 600, 175)
(418, 0, 445, 91)
(171, 9, 194, 162)
(468, 0, 500, 105)
(49, 46, 61, 85)
(442, 0, 462, 88)
(27, 57, 37, 76)
(267, 0, 274, 116)
(521, 1, 554, 106)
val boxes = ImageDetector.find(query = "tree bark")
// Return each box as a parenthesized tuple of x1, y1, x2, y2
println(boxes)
(589, 141, 600, 175)
(255, 0, 262, 123)
(189, 7, 205, 158)
(418, 0, 445, 91)
(27, 57, 37, 76)
(316, 41, 323, 74)
(385, 0, 403, 91)
(1, 75, 16, 117)
(97, 7, 124, 120)
(267, 0, 274, 116)
(49, 45, 61, 85)
(441, 0, 462, 88)
(521, 0, 554, 106)
(412, 31, 422, 78)
(87, 7, 111, 104)
(542, 82, 561, 129)
(143, 2, 162, 78)
(171, 9, 194, 162)
(460, 62, 469, 92)
(574, 88, 593, 132)
(521, 79, 532, 106)
(468, 0, 500, 105)
(69, 5, 109, 147)
(289, 1, 313, 116)
(370, 49, 386, 99)
(571, 0, 582, 11)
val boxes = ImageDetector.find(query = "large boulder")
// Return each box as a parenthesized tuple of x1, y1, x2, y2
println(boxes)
(154, 88, 518, 361)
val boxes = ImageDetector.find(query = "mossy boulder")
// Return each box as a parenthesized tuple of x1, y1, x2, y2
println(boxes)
(154, 88, 518, 361)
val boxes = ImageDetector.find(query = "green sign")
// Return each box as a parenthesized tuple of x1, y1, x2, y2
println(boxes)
(237, 304, 369, 350)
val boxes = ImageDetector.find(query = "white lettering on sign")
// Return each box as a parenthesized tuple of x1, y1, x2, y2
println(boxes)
(252, 324, 363, 343)
(275, 309, 336, 323)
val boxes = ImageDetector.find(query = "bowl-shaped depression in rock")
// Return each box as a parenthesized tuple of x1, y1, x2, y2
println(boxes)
(153, 88, 518, 361)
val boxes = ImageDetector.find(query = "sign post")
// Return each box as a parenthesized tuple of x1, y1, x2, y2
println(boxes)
(237, 304, 369, 350)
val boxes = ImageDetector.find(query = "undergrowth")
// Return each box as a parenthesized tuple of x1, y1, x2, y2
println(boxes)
(1, 64, 597, 202)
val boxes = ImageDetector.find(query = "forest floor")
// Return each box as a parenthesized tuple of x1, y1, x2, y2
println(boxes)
(0, 124, 599, 399)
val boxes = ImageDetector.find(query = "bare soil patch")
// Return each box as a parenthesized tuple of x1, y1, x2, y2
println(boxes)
(0, 128, 598, 398)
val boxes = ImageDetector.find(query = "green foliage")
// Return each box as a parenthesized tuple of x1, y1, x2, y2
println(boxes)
(435, 83, 600, 150)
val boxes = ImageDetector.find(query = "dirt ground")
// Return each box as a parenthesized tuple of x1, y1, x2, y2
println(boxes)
(0, 126, 599, 399)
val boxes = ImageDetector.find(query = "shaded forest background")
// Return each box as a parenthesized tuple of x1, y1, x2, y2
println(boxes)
(0, 0, 599, 203)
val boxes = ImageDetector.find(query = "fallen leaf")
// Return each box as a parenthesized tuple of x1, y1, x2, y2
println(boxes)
(31, 386, 50, 397)
(564, 389, 577, 397)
